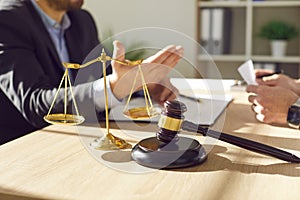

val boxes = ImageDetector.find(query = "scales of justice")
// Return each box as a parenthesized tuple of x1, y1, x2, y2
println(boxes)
(43, 48, 208, 169)
(44, 49, 161, 150)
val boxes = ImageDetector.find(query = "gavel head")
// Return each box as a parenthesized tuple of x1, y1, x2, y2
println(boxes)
(132, 100, 208, 169)
(156, 100, 187, 143)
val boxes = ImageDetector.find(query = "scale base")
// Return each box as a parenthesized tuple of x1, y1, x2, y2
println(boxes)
(131, 137, 207, 169)
(90, 133, 132, 150)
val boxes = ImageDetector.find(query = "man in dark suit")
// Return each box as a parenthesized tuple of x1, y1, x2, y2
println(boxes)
(0, 0, 184, 144)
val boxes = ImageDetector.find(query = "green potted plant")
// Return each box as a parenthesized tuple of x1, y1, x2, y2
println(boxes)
(258, 21, 298, 57)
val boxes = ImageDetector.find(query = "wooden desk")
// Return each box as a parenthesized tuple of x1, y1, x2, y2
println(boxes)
(1, 85, 300, 200)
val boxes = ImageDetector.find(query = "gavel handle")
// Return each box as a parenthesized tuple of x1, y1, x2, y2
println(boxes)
(181, 121, 300, 163)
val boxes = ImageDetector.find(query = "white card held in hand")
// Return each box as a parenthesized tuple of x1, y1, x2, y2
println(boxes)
(237, 59, 257, 85)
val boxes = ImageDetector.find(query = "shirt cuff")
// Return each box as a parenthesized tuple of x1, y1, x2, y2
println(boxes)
(93, 75, 123, 111)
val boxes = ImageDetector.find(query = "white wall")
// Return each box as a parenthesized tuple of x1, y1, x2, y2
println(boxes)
(83, 0, 198, 77)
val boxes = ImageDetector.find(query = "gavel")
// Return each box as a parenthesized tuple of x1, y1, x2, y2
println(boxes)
(131, 100, 300, 169)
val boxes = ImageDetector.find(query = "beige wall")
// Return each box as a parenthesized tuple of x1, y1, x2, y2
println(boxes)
(83, 0, 199, 78)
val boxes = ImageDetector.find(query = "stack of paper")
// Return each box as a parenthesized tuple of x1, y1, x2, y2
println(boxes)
(109, 78, 234, 126)
(237, 59, 257, 85)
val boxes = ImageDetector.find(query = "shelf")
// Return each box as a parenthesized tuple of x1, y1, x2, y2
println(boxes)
(199, 1, 247, 8)
(197, 0, 300, 78)
(252, 1, 300, 7)
(252, 55, 300, 63)
(199, 1, 300, 7)
(198, 54, 300, 63)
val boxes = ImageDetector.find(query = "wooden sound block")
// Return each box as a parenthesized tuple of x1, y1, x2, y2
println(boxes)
(131, 137, 207, 169)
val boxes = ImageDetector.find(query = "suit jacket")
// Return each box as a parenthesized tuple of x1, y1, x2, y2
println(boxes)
(0, 0, 108, 144)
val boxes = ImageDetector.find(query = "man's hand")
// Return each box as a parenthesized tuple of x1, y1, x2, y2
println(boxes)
(109, 40, 183, 102)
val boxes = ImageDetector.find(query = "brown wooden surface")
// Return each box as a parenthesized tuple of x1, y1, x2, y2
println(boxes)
(1, 85, 300, 200)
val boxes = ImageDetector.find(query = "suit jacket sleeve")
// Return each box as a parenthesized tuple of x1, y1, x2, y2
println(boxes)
(0, 3, 103, 130)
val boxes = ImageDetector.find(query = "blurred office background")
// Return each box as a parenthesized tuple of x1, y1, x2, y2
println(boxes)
(84, 0, 300, 79)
